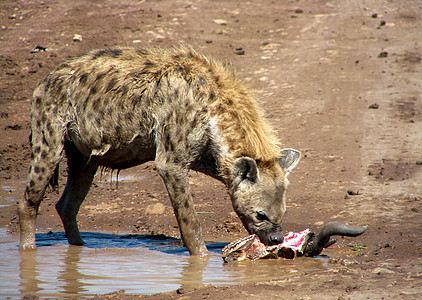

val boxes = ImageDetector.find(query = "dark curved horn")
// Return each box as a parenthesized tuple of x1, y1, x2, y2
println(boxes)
(317, 222, 368, 239)
(304, 222, 368, 257)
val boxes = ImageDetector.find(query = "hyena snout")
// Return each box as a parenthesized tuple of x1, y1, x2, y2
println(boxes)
(256, 225, 284, 246)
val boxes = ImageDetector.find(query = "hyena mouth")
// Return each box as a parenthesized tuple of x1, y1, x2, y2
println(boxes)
(256, 225, 284, 246)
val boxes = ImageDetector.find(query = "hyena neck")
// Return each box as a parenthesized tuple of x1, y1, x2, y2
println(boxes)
(205, 117, 277, 188)
(205, 82, 280, 182)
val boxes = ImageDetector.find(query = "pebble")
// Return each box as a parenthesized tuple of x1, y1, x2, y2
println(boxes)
(73, 34, 82, 42)
(30, 45, 47, 53)
(347, 190, 360, 196)
(213, 19, 227, 25)
(378, 51, 388, 58)
(235, 49, 245, 55)
(373, 267, 396, 275)
(145, 203, 166, 215)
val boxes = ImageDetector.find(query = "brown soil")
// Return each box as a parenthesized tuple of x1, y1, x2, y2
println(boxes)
(1, 0, 421, 298)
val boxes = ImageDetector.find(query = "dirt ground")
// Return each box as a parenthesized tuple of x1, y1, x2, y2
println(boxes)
(1, 0, 421, 298)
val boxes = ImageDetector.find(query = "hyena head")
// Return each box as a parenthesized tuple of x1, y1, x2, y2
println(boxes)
(229, 149, 301, 245)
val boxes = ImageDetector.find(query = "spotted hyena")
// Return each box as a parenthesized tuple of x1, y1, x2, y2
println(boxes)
(19, 46, 300, 255)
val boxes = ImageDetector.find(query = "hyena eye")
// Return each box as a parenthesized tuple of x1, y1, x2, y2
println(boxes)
(255, 211, 270, 222)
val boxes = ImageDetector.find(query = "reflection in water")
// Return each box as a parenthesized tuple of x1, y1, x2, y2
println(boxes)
(180, 255, 209, 292)
(59, 246, 87, 296)
(0, 229, 326, 298)
(19, 250, 42, 295)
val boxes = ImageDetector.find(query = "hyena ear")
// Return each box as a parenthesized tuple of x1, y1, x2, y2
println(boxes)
(233, 157, 258, 183)
(277, 148, 301, 176)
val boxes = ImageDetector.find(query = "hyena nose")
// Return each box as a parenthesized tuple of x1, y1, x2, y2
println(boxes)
(268, 233, 284, 245)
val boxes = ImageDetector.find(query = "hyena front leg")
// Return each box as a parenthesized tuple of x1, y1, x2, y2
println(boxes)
(155, 149, 208, 256)
(56, 140, 98, 246)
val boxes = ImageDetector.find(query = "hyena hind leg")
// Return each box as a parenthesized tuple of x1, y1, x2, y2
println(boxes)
(55, 140, 98, 246)
(19, 140, 64, 250)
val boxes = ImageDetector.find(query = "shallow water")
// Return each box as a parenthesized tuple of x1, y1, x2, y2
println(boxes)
(0, 228, 327, 298)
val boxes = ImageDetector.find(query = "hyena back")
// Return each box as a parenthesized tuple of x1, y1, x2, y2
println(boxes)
(19, 46, 300, 255)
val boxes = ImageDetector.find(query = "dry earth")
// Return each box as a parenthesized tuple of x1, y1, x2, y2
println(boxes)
(1, 0, 421, 299)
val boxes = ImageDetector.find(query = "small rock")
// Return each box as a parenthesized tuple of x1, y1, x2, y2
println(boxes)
(347, 190, 360, 196)
(371, 13, 378, 18)
(373, 267, 395, 275)
(379, 20, 386, 26)
(382, 243, 391, 248)
(295, 8, 304, 13)
(73, 34, 82, 42)
(145, 203, 166, 215)
(30, 45, 47, 53)
(153, 34, 165, 42)
(378, 51, 388, 58)
(5, 124, 22, 130)
(368, 103, 379, 109)
(213, 19, 227, 25)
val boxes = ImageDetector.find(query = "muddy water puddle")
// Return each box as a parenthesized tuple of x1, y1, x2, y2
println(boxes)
(0, 228, 327, 298)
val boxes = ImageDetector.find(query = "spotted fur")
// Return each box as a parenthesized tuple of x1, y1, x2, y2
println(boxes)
(19, 46, 300, 255)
